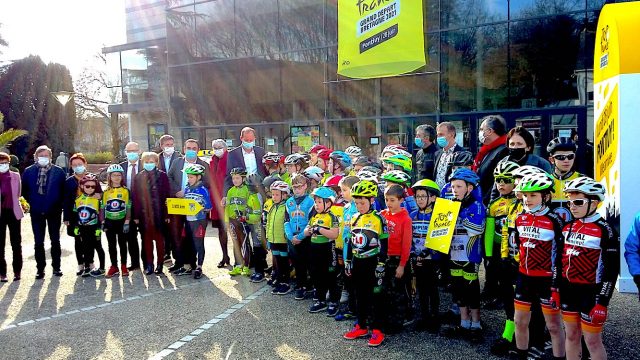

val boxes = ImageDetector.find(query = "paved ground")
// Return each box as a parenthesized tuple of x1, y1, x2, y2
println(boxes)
(1, 215, 639, 360)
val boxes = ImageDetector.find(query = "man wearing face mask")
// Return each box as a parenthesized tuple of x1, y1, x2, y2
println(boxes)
(433, 122, 465, 189)
(474, 115, 510, 206)
(167, 139, 211, 274)
(209, 139, 230, 267)
(414, 124, 438, 182)
(158, 134, 181, 173)
(21, 145, 67, 279)
(119, 142, 143, 270)
(224, 127, 268, 195)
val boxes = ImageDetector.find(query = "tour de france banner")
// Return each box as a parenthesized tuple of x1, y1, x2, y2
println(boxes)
(425, 198, 461, 254)
(593, 2, 640, 292)
(337, 0, 426, 79)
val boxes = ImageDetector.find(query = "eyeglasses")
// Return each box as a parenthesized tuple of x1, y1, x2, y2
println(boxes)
(495, 177, 514, 185)
(84, 185, 96, 189)
(552, 153, 575, 161)
(292, 184, 305, 189)
(415, 195, 428, 200)
(567, 199, 588, 207)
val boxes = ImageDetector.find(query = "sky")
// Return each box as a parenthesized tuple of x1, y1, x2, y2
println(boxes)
(0, 0, 126, 78)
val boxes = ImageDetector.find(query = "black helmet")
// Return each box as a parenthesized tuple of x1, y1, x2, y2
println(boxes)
(229, 167, 247, 177)
(547, 137, 576, 154)
(450, 151, 474, 167)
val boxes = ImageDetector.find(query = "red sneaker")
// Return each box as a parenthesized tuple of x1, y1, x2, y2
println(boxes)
(106, 266, 120, 278)
(368, 329, 385, 347)
(120, 265, 129, 277)
(343, 324, 368, 340)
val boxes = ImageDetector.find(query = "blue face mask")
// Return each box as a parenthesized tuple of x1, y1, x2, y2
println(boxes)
(436, 136, 448, 148)
(126, 152, 139, 162)
(185, 149, 197, 159)
(73, 165, 86, 174)
(143, 163, 156, 171)
(242, 141, 255, 149)
(414, 137, 424, 148)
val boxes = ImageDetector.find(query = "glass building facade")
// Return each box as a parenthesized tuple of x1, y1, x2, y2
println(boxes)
(112, 0, 624, 171)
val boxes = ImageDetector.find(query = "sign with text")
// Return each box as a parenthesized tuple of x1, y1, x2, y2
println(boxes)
(425, 198, 461, 254)
(338, 0, 426, 79)
(167, 198, 204, 216)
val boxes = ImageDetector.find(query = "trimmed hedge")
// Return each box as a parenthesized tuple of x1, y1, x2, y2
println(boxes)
(83, 151, 114, 164)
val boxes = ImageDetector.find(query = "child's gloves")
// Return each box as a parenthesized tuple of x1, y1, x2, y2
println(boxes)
(550, 288, 561, 311)
(123, 223, 130, 234)
(73, 227, 80, 236)
(589, 304, 608, 325)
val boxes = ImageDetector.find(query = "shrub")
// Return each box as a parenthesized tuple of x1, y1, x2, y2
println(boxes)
(84, 151, 114, 164)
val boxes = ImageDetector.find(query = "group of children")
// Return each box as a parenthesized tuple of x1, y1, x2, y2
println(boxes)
(224, 138, 619, 359)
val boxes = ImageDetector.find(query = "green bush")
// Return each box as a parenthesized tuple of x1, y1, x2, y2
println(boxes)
(84, 151, 114, 164)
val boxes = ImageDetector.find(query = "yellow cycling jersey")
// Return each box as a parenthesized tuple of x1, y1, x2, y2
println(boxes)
(74, 193, 101, 226)
(550, 171, 582, 222)
(485, 194, 517, 256)
(349, 211, 388, 259)
(501, 200, 523, 261)
(308, 211, 339, 244)
(102, 187, 131, 221)
(331, 205, 345, 249)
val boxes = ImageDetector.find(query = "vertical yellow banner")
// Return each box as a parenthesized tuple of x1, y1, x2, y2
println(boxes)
(337, 0, 426, 79)
(426, 198, 461, 254)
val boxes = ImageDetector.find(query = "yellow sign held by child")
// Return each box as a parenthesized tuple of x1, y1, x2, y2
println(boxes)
(167, 198, 203, 216)
(425, 198, 461, 254)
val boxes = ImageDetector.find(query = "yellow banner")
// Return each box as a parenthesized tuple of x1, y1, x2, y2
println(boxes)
(425, 198, 461, 254)
(338, 0, 426, 79)
(167, 198, 204, 216)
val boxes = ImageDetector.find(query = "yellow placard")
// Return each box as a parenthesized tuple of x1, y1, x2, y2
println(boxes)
(198, 149, 213, 157)
(297, 136, 312, 149)
(425, 198, 461, 254)
(167, 198, 204, 216)
(337, 0, 426, 79)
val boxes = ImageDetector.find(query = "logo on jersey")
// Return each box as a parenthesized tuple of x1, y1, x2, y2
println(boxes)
(110, 200, 120, 209)
(522, 241, 536, 249)
(553, 206, 573, 222)
(566, 248, 581, 256)
(352, 232, 368, 249)
(79, 209, 91, 221)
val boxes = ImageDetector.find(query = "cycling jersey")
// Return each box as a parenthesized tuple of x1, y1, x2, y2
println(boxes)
(449, 197, 486, 264)
(307, 210, 339, 244)
(557, 213, 619, 306)
(550, 170, 582, 222)
(502, 201, 524, 262)
(184, 182, 213, 221)
(102, 187, 131, 221)
(284, 195, 315, 241)
(410, 208, 440, 259)
(224, 184, 261, 224)
(331, 204, 345, 249)
(266, 201, 288, 245)
(341, 201, 359, 259)
(347, 210, 389, 260)
(262, 198, 274, 227)
(485, 194, 517, 256)
(74, 193, 101, 226)
(514, 207, 564, 277)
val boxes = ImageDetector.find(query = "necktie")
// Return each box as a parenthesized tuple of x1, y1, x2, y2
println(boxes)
(131, 163, 136, 190)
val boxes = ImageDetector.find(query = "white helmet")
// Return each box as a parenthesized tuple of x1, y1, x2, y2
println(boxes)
(564, 176, 606, 201)
(302, 166, 325, 182)
(345, 146, 362, 157)
(512, 165, 547, 179)
(356, 169, 379, 183)
(270, 180, 291, 194)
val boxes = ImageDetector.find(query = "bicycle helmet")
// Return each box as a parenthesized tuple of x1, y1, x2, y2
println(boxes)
(184, 163, 206, 175)
(270, 180, 291, 194)
(411, 179, 440, 195)
(107, 164, 124, 173)
(79, 173, 98, 186)
(357, 169, 379, 183)
(345, 146, 362, 157)
(329, 151, 352, 169)
(284, 153, 306, 165)
(361, 165, 383, 175)
(351, 180, 379, 198)
(450, 151, 474, 167)
(302, 166, 325, 182)
(449, 168, 480, 187)
(311, 186, 337, 202)
(353, 156, 371, 167)
(516, 173, 554, 193)
(262, 152, 285, 166)
(229, 167, 247, 177)
(493, 160, 520, 178)
(382, 170, 411, 186)
(512, 165, 547, 179)
(262, 174, 282, 189)
(317, 148, 332, 161)
(563, 176, 605, 201)
(309, 144, 328, 154)
(547, 137, 577, 154)
(383, 154, 412, 173)
(324, 174, 344, 188)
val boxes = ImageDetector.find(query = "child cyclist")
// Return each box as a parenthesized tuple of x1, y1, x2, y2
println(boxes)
(303, 187, 340, 313)
(410, 179, 442, 333)
(74, 173, 105, 277)
(335, 175, 360, 320)
(261, 174, 280, 284)
(556, 177, 618, 360)
(380, 184, 413, 333)
(284, 153, 309, 177)
(302, 166, 324, 191)
(225, 167, 261, 277)
(547, 137, 582, 222)
(263, 152, 290, 185)
(102, 164, 131, 278)
(183, 164, 212, 279)
(328, 151, 352, 177)
(285, 174, 315, 299)
(267, 180, 293, 295)
(442, 168, 486, 341)
(513, 173, 566, 360)
(343, 180, 389, 347)
(381, 170, 418, 214)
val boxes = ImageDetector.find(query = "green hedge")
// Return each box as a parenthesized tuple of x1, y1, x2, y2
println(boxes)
(84, 151, 114, 164)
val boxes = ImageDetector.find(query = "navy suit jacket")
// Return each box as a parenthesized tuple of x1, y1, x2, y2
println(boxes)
(224, 146, 268, 193)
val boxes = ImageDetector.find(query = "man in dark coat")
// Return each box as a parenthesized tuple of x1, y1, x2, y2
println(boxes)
(414, 124, 439, 182)
(474, 115, 510, 205)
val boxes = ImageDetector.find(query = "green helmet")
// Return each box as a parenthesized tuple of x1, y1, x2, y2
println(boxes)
(383, 154, 412, 173)
(382, 170, 411, 186)
(412, 179, 440, 195)
(493, 160, 520, 178)
(184, 163, 206, 175)
(351, 180, 378, 198)
(516, 173, 554, 193)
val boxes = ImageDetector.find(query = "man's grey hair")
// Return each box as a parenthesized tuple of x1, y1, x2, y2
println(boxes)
(34, 145, 52, 157)
(416, 124, 436, 142)
(212, 139, 227, 149)
(481, 115, 507, 136)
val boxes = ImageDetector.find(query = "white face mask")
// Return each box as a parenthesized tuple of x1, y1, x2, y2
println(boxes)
(0, 164, 9, 173)
(214, 149, 224, 158)
(478, 130, 486, 144)
(163, 146, 175, 155)
(37, 157, 50, 167)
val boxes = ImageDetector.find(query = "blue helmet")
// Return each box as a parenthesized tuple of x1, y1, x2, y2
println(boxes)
(311, 186, 336, 202)
(329, 151, 352, 169)
(449, 168, 480, 187)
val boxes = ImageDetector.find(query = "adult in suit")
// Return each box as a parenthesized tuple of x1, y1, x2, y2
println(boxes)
(157, 134, 181, 262)
(223, 127, 268, 197)
(120, 142, 143, 270)
(433, 122, 465, 189)
(167, 138, 211, 273)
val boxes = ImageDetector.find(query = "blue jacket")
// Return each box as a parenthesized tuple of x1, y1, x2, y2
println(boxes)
(410, 208, 441, 260)
(402, 195, 418, 214)
(184, 182, 213, 221)
(624, 213, 640, 276)
(284, 195, 315, 241)
(342, 201, 359, 259)
(22, 164, 66, 214)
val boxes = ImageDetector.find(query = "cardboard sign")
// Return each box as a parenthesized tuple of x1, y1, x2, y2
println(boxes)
(425, 198, 461, 254)
(167, 198, 204, 216)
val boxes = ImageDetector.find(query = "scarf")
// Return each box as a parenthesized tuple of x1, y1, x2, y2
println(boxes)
(37, 163, 52, 195)
(473, 134, 507, 171)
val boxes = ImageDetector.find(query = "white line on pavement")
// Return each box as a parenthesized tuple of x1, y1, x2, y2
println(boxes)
(148, 285, 269, 360)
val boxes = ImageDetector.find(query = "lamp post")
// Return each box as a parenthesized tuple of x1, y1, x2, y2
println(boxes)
(51, 90, 74, 154)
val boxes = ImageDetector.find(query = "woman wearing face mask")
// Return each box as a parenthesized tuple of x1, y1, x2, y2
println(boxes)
(209, 139, 231, 268)
(63, 153, 104, 275)
(0, 152, 25, 282)
(505, 127, 552, 173)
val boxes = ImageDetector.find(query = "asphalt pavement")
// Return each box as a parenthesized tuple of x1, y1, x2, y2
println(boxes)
(0, 215, 639, 360)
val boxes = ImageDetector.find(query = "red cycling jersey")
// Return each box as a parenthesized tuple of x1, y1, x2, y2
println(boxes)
(514, 207, 564, 277)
